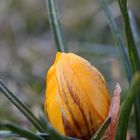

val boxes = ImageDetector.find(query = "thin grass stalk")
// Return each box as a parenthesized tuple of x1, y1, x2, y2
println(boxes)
(0, 131, 18, 138)
(0, 80, 45, 133)
(118, 0, 140, 72)
(0, 131, 50, 139)
(45, 0, 67, 52)
(118, 0, 140, 138)
(91, 117, 111, 140)
(128, 9, 140, 139)
(39, 115, 75, 140)
(128, 10, 140, 45)
(100, 0, 132, 82)
(116, 72, 140, 139)
(0, 122, 44, 140)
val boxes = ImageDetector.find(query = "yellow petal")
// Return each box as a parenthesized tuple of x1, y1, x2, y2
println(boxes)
(45, 65, 64, 134)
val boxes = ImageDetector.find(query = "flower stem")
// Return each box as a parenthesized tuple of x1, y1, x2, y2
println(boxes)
(46, 0, 67, 52)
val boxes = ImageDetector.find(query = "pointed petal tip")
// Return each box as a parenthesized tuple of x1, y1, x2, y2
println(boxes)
(54, 52, 63, 64)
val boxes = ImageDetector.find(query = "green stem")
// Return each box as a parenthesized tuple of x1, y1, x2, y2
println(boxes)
(46, 0, 67, 52)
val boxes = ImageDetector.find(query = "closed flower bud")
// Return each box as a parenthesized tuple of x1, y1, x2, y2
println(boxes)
(44, 52, 110, 140)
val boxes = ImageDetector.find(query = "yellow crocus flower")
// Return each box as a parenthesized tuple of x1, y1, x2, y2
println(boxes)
(44, 52, 110, 140)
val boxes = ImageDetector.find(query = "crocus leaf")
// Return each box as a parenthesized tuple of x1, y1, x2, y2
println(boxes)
(0, 130, 18, 138)
(37, 132, 50, 139)
(46, 124, 75, 140)
(128, 10, 140, 46)
(45, 0, 67, 52)
(39, 114, 68, 140)
(100, 0, 132, 82)
(102, 1, 140, 137)
(0, 80, 45, 132)
(0, 121, 45, 140)
(118, 0, 140, 72)
(116, 72, 140, 139)
(0, 131, 51, 139)
(118, 0, 140, 138)
(90, 117, 111, 140)
(39, 114, 79, 140)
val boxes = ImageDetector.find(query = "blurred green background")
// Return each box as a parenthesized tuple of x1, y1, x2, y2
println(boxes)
(0, 0, 140, 138)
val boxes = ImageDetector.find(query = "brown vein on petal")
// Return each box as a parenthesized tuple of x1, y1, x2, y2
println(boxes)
(62, 113, 79, 138)
(68, 57, 106, 122)
(54, 67, 82, 136)
(59, 76, 82, 136)
(89, 111, 96, 133)
(64, 75, 92, 139)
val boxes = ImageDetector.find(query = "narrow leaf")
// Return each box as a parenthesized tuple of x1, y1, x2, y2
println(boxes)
(39, 114, 69, 140)
(128, 10, 140, 45)
(90, 117, 111, 140)
(116, 72, 140, 139)
(37, 133, 50, 139)
(0, 122, 44, 140)
(0, 131, 50, 139)
(39, 114, 79, 140)
(0, 80, 45, 132)
(45, 0, 67, 52)
(100, 0, 132, 82)
(118, 0, 140, 72)
(118, 0, 140, 137)
(0, 130, 18, 138)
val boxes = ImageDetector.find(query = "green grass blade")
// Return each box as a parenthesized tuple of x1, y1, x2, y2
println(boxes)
(118, 0, 140, 72)
(45, 0, 67, 52)
(100, 0, 132, 82)
(39, 114, 69, 140)
(118, 0, 140, 138)
(128, 10, 140, 46)
(90, 117, 111, 140)
(0, 122, 44, 140)
(37, 133, 50, 139)
(0, 131, 18, 138)
(116, 72, 140, 139)
(39, 114, 79, 140)
(0, 131, 50, 139)
(0, 80, 45, 132)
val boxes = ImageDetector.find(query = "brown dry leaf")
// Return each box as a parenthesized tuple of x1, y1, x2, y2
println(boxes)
(102, 83, 121, 140)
